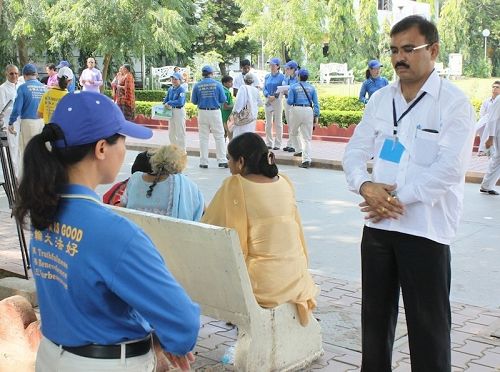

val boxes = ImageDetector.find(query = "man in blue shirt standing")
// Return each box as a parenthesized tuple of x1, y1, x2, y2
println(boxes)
(164, 72, 187, 151)
(8, 63, 46, 174)
(287, 68, 320, 168)
(263, 58, 285, 150)
(191, 65, 228, 168)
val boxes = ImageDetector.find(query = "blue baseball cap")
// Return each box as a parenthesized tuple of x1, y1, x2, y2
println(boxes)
(56, 60, 70, 68)
(50, 92, 152, 148)
(267, 57, 281, 66)
(22, 64, 37, 75)
(171, 72, 183, 81)
(368, 59, 382, 69)
(298, 68, 309, 78)
(201, 65, 214, 74)
(284, 60, 298, 69)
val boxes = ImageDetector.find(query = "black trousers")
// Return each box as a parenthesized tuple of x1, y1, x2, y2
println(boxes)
(360, 226, 451, 372)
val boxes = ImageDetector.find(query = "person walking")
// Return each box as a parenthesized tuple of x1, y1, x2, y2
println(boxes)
(190, 65, 228, 169)
(263, 57, 285, 150)
(282, 60, 300, 153)
(14, 92, 200, 372)
(287, 69, 319, 169)
(359, 59, 389, 104)
(480, 97, 500, 195)
(163, 72, 187, 151)
(476, 81, 500, 155)
(343, 15, 475, 371)
(7, 63, 47, 174)
(116, 64, 135, 121)
(79, 57, 103, 93)
(0, 64, 20, 175)
(37, 66, 73, 124)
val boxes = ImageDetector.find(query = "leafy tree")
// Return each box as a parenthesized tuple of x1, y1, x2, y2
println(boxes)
(357, 0, 380, 61)
(326, 0, 359, 63)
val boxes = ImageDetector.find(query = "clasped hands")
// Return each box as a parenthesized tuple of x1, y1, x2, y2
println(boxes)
(359, 182, 404, 223)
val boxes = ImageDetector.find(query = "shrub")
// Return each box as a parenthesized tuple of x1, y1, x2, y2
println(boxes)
(135, 90, 166, 101)
(318, 96, 364, 111)
(319, 110, 363, 128)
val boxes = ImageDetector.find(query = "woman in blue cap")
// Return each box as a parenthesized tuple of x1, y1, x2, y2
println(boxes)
(359, 59, 389, 104)
(14, 92, 200, 371)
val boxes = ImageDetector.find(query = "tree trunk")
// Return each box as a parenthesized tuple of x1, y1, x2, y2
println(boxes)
(102, 53, 113, 92)
(218, 62, 227, 77)
(17, 38, 28, 67)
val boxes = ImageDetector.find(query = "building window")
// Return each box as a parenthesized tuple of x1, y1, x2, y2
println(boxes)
(378, 0, 392, 11)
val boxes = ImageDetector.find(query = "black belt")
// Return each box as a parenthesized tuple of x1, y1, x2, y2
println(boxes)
(56, 336, 151, 359)
(292, 104, 311, 107)
(199, 107, 219, 110)
(171, 106, 184, 109)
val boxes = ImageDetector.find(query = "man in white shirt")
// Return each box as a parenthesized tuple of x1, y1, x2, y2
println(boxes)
(232, 59, 260, 96)
(0, 64, 20, 176)
(476, 81, 499, 154)
(480, 97, 500, 195)
(343, 16, 475, 371)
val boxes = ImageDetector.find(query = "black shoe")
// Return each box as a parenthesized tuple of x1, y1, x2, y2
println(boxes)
(218, 163, 229, 168)
(267, 146, 273, 149)
(480, 188, 499, 195)
(273, 147, 279, 150)
(293, 152, 302, 157)
(287, 147, 295, 152)
(299, 161, 311, 168)
(283, 146, 290, 151)
(199, 164, 208, 169)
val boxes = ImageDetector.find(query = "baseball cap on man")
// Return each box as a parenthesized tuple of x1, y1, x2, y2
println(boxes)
(22, 64, 37, 75)
(50, 92, 152, 148)
(298, 68, 309, 78)
(368, 59, 383, 69)
(57, 66, 74, 81)
(171, 72, 183, 81)
(201, 65, 214, 74)
(267, 57, 281, 66)
(56, 60, 70, 69)
(284, 60, 298, 70)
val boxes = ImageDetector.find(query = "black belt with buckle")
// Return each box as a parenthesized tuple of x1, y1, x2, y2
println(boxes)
(56, 336, 151, 359)
(171, 106, 184, 109)
(199, 107, 219, 110)
(292, 104, 310, 107)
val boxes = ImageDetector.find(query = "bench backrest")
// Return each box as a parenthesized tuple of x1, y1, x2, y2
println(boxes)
(113, 207, 259, 325)
(151, 66, 190, 81)
(435, 62, 445, 73)
(320, 62, 349, 75)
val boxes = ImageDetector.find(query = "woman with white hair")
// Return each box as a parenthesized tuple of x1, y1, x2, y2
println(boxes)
(230, 73, 262, 138)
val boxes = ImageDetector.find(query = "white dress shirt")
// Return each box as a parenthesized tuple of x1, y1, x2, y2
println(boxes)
(0, 80, 18, 127)
(343, 70, 476, 244)
(233, 69, 261, 90)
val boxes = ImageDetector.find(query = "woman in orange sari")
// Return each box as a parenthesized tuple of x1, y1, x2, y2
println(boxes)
(116, 64, 135, 120)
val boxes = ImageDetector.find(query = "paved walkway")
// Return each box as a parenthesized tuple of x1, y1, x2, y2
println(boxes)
(1, 210, 499, 371)
(126, 129, 493, 184)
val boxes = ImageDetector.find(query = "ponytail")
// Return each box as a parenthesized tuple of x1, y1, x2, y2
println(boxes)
(58, 75, 68, 90)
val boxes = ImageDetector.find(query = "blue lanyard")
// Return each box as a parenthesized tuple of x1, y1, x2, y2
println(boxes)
(392, 92, 427, 142)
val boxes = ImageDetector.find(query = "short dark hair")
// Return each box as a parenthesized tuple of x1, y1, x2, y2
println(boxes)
(221, 75, 233, 84)
(122, 64, 131, 72)
(494, 81, 500, 86)
(390, 15, 439, 45)
(46, 63, 56, 71)
(240, 59, 251, 67)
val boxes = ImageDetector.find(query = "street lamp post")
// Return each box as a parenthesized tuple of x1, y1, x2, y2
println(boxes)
(482, 29, 490, 60)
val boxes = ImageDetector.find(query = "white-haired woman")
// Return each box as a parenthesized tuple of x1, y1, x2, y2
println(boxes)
(230, 73, 262, 138)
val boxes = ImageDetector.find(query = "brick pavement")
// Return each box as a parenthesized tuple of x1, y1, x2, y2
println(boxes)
(126, 129, 495, 185)
(1, 211, 499, 371)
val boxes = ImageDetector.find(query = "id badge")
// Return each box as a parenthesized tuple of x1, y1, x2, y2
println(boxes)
(379, 139, 405, 164)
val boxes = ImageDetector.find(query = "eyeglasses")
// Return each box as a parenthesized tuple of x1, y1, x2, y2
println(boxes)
(8, 72, 19, 76)
(389, 43, 432, 56)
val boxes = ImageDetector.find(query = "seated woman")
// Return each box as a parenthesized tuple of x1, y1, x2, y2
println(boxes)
(121, 144, 204, 221)
(202, 132, 318, 326)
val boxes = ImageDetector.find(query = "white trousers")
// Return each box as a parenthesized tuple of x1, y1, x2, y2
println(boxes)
(481, 134, 500, 190)
(198, 109, 227, 166)
(4, 120, 21, 177)
(168, 107, 186, 151)
(264, 98, 283, 148)
(36, 336, 156, 372)
(284, 103, 301, 151)
(232, 120, 256, 139)
(18, 118, 44, 176)
(289, 106, 313, 163)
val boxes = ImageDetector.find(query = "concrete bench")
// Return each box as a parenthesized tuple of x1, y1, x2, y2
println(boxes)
(114, 207, 323, 371)
(435, 62, 450, 79)
(319, 63, 354, 84)
(150, 65, 190, 89)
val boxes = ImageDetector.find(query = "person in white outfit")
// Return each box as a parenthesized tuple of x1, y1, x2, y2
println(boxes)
(0, 64, 20, 176)
(480, 97, 500, 195)
(231, 73, 262, 138)
(476, 81, 500, 155)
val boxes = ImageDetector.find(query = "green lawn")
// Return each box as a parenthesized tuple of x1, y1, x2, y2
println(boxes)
(315, 77, 499, 101)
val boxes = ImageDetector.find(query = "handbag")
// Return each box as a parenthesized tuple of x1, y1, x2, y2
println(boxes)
(233, 86, 255, 126)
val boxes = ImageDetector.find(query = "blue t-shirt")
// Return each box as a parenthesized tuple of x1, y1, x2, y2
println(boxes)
(287, 82, 320, 117)
(30, 184, 200, 354)
(164, 85, 186, 107)
(9, 79, 46, 124)
(359, 76, 389, 104)
(191, 77, 226, 109)
(263, 72, 285, 97)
